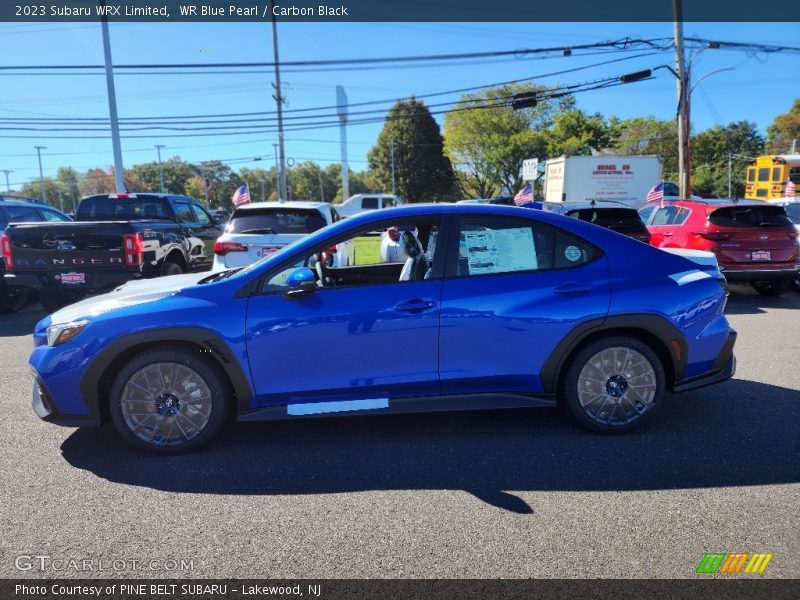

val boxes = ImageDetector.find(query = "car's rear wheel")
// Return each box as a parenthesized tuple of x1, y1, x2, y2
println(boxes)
(793, 274, 800, 294)
(0, 286, 28, 313)
(752, 278, 791, 297)
(161, 260, 184, 276)
(108, 346, 231, 454)
(563, 336, 665, 433)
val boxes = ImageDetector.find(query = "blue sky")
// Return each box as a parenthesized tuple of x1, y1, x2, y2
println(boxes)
(0, 21, 798, 189)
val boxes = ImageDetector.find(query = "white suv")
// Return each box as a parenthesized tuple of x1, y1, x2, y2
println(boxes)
(336, 194, 405, 218)
(212, 201, 340, 270)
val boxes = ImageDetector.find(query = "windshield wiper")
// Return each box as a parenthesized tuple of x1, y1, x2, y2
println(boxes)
(198, 268, 242, 284)
(239, 227, 277, 234)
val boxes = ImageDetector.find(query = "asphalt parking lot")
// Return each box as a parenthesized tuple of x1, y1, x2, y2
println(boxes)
(0, 286, 798, 579)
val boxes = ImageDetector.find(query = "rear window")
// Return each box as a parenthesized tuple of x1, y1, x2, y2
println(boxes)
(566, 208, 647, 232)
(227, 208, 326, 234)
(709, 205, 793, 228)
(77, 196, 172, 221)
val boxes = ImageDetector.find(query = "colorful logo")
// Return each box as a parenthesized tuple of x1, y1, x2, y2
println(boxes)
(696, 552, 773, 574)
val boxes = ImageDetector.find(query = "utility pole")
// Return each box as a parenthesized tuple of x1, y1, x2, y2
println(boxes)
(673, 0, 691, 198)
(728, 154, 732, 198)
(57, 188, 64, 213)
(318, 169, 324, 203)
(34, 146, 47, 203)
(100, 4, 125, 193)
(197, 163, 209, 207)
(336, 86, 350, 201)
(155, 145, 165, 193)
(272, 143, 280, 200)
(2, 169, 12, 192)
(390, 139, 397, 196)
(269, 0, 288, 201)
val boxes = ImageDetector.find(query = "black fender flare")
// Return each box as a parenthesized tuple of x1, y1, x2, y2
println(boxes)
(539, 314, 688, 395)
(80, 327, 253, 421)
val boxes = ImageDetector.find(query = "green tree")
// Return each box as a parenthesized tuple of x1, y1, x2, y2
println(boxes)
(238, 167, 276, 204)
(609, 116, 679, 181)
(546, 110, 613, 157)
(368, 98, 455, 202)
(287, 161, 335, 202)
(128, 156, 194, 195)
(691, 121, 764, 197)
(766, 99, 800, 154)
(443, 84, 574, 198)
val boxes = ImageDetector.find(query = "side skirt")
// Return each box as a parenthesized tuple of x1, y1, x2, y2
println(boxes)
(237, 393, 557, 422)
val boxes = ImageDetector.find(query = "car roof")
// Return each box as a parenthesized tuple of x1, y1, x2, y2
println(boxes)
(545, 201, 634, 211)
(233, 201, 327, 211)
(644, 198, 767, 209)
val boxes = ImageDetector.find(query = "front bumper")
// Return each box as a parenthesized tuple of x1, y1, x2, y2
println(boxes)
(31, 376, 101, 427)
(672, 330, 737, 393)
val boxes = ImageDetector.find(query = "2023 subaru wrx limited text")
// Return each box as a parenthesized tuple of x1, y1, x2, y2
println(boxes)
(29, 204, 737, 453)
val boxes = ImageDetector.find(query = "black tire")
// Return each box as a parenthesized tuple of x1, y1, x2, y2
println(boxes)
(753, 278, 791, 297)
(793, 274, 800, 294)
(562, 336, 666, 434)
(0, 287, 28, 314)
(161, 260, 184, 276)
(41, 290, 85, 314)
(108, 345, 232, 454)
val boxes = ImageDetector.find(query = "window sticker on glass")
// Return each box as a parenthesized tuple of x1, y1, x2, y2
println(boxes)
(464, 227, 537, 275)
(564, 245, 582, 262)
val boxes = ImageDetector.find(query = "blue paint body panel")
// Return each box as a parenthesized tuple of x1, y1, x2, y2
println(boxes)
(28, 203, 735, 427)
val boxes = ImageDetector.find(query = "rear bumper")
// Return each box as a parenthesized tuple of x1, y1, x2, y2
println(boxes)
(721, 266, 799, 283)
(672, 330, 737, 393)
(5, 270, 141, 293)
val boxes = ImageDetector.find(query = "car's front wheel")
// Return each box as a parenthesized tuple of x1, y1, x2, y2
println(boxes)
(563, 336, 666, 433)
(108, 346, 231, 454)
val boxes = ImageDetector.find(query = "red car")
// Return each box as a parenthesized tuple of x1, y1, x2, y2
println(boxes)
(638, 199, 800, 296)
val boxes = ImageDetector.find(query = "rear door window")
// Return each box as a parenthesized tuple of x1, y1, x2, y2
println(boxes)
(650, 206, 680, 226)
(228, 208, 326, 234)
(361, 197, 379, 210)
(757, 168, 770, 182)
(173, 202, 196, 224)
(3, 205, 41, 223)
(709, 205, 793, 228)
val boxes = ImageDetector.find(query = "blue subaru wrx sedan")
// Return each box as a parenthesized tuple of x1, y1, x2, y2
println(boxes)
(29, 204, 736, 453)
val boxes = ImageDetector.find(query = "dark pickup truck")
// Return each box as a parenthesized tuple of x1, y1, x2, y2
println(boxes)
(1, 193, 222, 313)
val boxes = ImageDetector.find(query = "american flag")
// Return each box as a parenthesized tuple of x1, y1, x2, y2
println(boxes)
(646, 181, 665, 203)
(232, 184, 251, 206)
(514, 183, 533, 205)
(786, 179, 796, 198)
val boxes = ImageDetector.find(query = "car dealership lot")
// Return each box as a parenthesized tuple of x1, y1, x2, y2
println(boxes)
(0, 287, 798, 579)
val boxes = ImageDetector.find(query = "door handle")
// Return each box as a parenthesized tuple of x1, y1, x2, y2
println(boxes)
(395, 298, 437, 314)
(554, 283, 592, 296)
(663, 232, 674, 237)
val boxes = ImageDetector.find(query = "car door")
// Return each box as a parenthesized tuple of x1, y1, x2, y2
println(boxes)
(645, 205, 683, 247)
(438, 214, 611, 396)
(245, 216, 445, 409)
(171, 200, 206, 270)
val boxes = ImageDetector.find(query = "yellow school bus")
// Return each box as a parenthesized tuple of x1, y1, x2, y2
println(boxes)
(745, 154, 800, 199)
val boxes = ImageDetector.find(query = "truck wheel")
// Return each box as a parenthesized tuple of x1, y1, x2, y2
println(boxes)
(162, 261, 184, 276)
(41, 291, 85, 314)
(108, 346, 232, 454)
(0, 287, 28, 314)
(563, 336, 666, 434)
(753, 278, 791, 297)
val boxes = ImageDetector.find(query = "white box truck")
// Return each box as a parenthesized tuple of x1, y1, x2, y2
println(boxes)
(543, 155, 662, 207)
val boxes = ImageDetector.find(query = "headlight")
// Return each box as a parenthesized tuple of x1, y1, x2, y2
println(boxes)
(46, 320, 89, 347)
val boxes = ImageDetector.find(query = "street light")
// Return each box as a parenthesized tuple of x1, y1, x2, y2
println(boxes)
(155, 145, 165, 193)
(34, 146, 47, 203)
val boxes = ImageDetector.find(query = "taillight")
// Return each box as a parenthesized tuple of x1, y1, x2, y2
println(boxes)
(213, 241, 248, 256)
(122, 232, 144, 267)
(700, 231, 730, 241)
(1, 232, 12, 269)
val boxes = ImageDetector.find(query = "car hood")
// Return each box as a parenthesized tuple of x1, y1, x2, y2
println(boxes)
(49, 272, 210, 324)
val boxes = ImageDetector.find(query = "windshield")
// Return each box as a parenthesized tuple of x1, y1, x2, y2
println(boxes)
(226, 208, 326, 234)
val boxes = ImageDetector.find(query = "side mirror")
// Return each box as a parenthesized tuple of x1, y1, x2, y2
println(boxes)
(284, 267, 316, 298)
